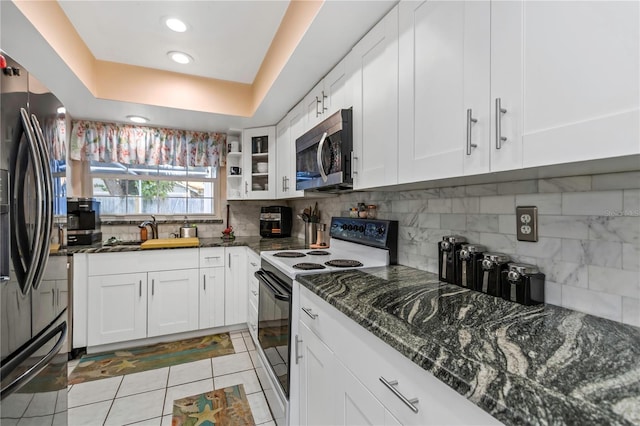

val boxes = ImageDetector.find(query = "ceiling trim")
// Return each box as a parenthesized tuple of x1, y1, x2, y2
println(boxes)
(12, 0, 322, 118)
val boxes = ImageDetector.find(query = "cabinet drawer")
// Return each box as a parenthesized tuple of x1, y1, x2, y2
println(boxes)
(298, 285, 340, 351)
(199, 248, 225, 268)
(88, 249, 198, 276)
(248, 277, 258, 310)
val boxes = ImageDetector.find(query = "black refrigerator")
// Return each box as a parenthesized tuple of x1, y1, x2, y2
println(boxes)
(0, 53, 69, 425)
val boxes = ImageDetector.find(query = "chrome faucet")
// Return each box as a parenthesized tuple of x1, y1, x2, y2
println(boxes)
(139, 215, 158, 239)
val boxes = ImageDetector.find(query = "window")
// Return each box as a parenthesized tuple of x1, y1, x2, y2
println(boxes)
(52, 159, 67, 216)
(90, 161, 218, 216)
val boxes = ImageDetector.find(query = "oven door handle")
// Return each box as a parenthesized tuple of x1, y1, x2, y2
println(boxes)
(255, 270, 291, 302)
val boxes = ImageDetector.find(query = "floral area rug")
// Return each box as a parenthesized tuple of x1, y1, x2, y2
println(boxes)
(69, 333, 234, 385)
(172, 384, 255, 426)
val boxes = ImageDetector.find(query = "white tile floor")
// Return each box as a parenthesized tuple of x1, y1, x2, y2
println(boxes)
(67, 330, 275, 426)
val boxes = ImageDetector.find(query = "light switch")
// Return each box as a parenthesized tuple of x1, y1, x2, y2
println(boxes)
(516, 206, 538, 242)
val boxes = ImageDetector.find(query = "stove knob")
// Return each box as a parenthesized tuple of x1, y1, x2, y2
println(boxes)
(347, 224, 353, 231)
(377, 226, 385, 235)
(342, 224, 348, 230)
(359, 225, 365, 233)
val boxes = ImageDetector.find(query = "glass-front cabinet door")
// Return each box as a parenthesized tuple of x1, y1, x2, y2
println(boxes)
(242, 126, 276, 200)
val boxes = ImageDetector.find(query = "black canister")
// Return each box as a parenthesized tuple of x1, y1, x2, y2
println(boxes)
(438, 235, 467, 284)
(501, 263, 545, 305)
(479, 253, 510, 296)
(456, 244, 486, 289)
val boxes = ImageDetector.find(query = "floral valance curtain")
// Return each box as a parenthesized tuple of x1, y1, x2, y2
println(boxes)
(69, 120, 226, 168)
(43, 117, 67, 162)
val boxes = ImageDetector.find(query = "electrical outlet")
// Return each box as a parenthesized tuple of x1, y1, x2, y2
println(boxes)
(516, 206, 538, 242)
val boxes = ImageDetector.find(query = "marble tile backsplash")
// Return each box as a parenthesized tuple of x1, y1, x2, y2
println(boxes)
(290, 171, 640, 327)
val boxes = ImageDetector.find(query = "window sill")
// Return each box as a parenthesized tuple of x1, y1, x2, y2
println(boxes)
(97, 216, 223, 226)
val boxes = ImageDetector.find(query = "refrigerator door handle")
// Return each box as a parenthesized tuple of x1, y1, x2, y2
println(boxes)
(29, 114, 54, 290)
(0, 320, 67, 400)
(9, 109, 46, 295)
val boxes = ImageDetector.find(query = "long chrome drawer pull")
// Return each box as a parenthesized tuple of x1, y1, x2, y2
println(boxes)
(379, 377, 419, 413)
(204, 256, 221, 260)
(495, 98, 507, 149)
(301, 307, 318, 320)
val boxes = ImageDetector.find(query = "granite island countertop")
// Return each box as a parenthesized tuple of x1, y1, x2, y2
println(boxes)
(62, 236, 307, 255)
(297, 265, 640, 426)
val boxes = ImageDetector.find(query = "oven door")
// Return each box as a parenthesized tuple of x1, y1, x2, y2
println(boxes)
(255, 269, 291, 399)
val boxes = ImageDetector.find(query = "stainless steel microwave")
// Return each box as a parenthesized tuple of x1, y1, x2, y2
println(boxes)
(296, 108, 353, 192)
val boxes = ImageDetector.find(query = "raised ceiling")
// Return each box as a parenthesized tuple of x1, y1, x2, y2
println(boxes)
(58, 1, 290, 84)
(1, 0, 397, 132)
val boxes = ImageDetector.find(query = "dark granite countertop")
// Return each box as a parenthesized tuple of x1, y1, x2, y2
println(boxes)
(297, 265, 640, 426)
(61, 236, 306, 256)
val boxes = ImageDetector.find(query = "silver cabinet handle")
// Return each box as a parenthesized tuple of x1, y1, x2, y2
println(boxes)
(379, 377, 419, 413)
(152, 279, 155, 296)
(51, 289, 55, 307)
(282, 176, 286, 192)
(285, 176, 290, 192)
(295, 335, 303, 364)
(228, 253, 231, 268)
(245, 181, 248, 194)
(204, 256, 221, 260)
(250, 262, 257, 267)
(203, 275, 206, 291)
(316, 132, 328, 183)
(315, 96, 322, 117)
(139, 280, 142, 297)
(495, 98, 507, 149)
(56, 288, 60, 307)
(321, 90, 328, 114)
(351, 151, 358, 177)
(251, 290, 258, 296)
(302, 307, 317, 320)
(466, 109, 478, 155)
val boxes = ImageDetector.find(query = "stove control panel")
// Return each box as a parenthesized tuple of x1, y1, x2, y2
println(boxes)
(330, 217, 398, 251)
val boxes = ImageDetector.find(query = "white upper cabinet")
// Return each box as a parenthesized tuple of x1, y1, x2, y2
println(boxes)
(304, 56, 351, 131)
(399, 1, 467, 182)
(351, 5, 399, 189)
(276, 102, 305, 199)
(517, 1, 639, 167)
(242, 126, 276, 200)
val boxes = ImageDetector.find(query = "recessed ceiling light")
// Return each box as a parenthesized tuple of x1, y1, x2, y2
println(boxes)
(127, 115, 149, 124)
(165, 17, 187, 33)
(168, 51, 193, 65)
(56, 106, 66, 115)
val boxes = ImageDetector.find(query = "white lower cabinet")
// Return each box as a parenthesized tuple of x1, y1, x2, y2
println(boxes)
(294, 284, 502, 426)
(147, 269, 199, 337)
(337, 360, 401, 426)
(88, 272, 147, 346)
(199, 266, 225, 329)
(298, 321, 337, 426)
(225, 247, 248, 326)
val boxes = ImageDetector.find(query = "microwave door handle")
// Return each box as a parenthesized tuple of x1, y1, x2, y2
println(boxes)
(316, 131, 328, 183)
(30, 114, 54, 291)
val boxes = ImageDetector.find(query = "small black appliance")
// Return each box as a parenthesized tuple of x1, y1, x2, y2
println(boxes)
(260, 206, 292, 238)
(66, 198, 102, 245)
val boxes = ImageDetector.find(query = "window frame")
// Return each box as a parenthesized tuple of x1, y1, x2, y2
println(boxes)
(88, 161, 222, 220)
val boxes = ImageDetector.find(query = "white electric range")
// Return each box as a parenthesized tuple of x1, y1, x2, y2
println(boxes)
(254, 217, 399, 426)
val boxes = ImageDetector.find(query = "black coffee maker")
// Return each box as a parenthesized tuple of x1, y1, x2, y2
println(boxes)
(260, 206, 292, 238)
(67, 198, 102, 245)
